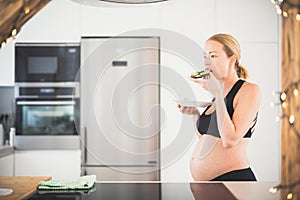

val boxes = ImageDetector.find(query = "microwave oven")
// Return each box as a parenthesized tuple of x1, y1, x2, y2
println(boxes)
(15, 43, 80, 83)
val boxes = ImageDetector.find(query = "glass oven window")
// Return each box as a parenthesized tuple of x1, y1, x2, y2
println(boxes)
(19, 104, 77, 135)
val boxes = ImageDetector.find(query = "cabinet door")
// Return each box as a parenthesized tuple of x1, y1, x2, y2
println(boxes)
(0, 42, 14, 86)
(14, 150, 81, 179)
(0, 154, 14, 176)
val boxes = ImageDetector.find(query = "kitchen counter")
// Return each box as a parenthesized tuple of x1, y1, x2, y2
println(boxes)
(0, 145, 13, 158)
(0, 176, 51, 200)
(0, 176, 280, 200)
(27, 181, 280, 200)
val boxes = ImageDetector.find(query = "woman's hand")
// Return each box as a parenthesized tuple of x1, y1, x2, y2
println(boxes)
(190, 72, 224, 97)
(178, 104, 200, 116)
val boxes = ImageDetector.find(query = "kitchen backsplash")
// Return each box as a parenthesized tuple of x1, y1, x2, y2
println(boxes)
(0, 87, 14, 114)
(0, 87, 15, 144)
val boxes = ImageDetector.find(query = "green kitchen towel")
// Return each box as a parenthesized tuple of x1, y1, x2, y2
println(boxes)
(38, 175, 96, 190)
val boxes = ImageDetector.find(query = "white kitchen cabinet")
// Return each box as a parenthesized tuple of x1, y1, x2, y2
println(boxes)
(0, 154, 14, 176)
(14, 150, 81, 179)
(0, 42, 14, 86)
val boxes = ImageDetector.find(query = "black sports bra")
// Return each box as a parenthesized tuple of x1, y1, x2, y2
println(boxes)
(197, 79, 257, 138)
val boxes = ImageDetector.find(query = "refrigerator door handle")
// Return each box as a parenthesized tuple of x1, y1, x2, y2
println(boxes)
(17, 101, 76, 105)
(81, 126, 87, 164)
(147, 161, 157, 164)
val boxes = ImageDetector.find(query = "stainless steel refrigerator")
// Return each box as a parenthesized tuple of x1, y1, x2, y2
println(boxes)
(80, 37, 160, 181)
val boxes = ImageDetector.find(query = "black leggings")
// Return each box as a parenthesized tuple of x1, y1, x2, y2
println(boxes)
(210, 167, 257, 181)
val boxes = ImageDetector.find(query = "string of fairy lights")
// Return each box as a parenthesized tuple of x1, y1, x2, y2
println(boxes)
(0, 4, 31, 48)
(279, 81, 300, 140)
(278, 81, 300, 137)
(271, 0, 300, 21)
(1, 28, 18, 49)
(270, 1, 300, 199)
(270, 80, 300, 199)
(270, 180, 300, 199)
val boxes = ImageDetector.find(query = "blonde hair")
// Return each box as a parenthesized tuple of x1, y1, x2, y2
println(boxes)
(208, 33, 249, 79)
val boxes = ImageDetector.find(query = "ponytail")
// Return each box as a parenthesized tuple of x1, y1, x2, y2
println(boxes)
(235, 62, 248, 79)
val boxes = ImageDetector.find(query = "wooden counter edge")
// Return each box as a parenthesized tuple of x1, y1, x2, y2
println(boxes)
(0, 176, 52, 200)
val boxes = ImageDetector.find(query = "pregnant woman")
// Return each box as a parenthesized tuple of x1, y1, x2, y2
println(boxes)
(178, 33, 261, 181)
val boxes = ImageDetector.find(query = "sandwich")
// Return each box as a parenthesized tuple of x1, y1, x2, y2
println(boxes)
(190, 69, 210, 79)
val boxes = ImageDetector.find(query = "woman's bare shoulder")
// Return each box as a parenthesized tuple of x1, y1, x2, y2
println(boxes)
(243, 81, 261, 95)
(239, 81, 261, 102)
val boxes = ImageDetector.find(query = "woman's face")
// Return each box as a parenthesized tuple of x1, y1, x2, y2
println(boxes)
(204, 40, 234, 80)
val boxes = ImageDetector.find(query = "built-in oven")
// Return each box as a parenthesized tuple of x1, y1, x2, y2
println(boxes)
(14, 83, 80, 150)
(16, 98, 79, 136)
(15, 43, 80, 83)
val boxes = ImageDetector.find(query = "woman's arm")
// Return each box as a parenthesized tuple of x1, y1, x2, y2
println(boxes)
(214, 82, 261, 148)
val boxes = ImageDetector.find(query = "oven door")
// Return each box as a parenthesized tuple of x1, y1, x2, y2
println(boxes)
(16, 98, 79, 136)
(14, 98, 80, 150)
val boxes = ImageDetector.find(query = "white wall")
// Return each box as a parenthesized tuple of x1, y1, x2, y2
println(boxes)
(0, 0, 280, 181)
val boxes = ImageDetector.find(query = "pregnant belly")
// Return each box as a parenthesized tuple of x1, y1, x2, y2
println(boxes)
(190, 135, 250, 181)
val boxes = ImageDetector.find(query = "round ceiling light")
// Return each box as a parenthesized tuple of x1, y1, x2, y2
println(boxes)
(101, 0, 167, 3)
(73, 0, 168, 5)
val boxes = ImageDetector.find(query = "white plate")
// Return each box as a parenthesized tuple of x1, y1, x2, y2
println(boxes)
(174, 99, 213, 107)
(0, 188, 13, 196)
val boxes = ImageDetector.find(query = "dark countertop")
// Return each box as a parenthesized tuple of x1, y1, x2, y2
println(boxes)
(0, 145, 14, 158)
(28, 181, 280, 200)
(29, 182, 235, 200)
